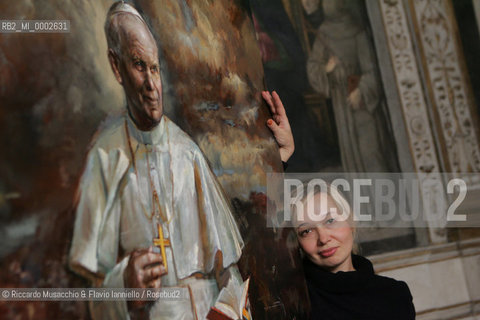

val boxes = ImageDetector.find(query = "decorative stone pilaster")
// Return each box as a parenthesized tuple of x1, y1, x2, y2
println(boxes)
(378, 0, 447, 242)
(409, 0, 480, 173)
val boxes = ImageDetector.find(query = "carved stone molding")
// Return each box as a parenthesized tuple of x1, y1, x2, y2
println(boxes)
(378, 0, 446, 242)
(409, 0, 480, 173)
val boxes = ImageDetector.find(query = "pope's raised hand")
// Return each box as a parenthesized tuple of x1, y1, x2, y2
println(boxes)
(124, 247, 166, 310)
(125, 246, 166, 288)
(123, 247, 166, 310)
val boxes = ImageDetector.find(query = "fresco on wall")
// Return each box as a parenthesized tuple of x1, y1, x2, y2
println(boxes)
(250, 0, 419, 254)
(0, 0, 309, 318)
(252, 0, 399, 173)
(249, 0, 336, 172)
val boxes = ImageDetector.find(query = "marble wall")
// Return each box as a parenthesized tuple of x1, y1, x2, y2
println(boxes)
(370, 238, 480, 319)
(366, 0, 480, 318)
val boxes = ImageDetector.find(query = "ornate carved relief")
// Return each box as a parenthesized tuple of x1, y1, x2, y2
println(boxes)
(410, 0, 480, 173)
(378, 0, 446, 242)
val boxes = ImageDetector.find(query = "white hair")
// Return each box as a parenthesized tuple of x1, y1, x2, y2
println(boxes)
(104, 1, 150, 56)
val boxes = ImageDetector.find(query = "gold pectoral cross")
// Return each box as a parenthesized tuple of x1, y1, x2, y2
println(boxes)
(153, 223, 171, 274)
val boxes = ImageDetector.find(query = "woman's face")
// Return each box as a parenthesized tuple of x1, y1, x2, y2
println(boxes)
(295, 192, 354, 273)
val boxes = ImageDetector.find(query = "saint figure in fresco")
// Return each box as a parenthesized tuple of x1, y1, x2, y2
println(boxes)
(69, 3, 244, 319)
(307, 0, 396, 172)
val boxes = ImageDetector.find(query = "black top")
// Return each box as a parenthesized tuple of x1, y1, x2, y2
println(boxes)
(304, 255, 415, 320)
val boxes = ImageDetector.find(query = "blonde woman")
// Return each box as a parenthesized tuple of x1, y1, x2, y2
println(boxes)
(293, 184, 415, 319)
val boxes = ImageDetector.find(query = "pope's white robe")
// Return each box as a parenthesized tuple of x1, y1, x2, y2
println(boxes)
(69, 114, 244, 319)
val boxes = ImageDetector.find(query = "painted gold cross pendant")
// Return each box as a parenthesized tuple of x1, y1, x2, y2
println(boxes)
(153, 223, 171, 274)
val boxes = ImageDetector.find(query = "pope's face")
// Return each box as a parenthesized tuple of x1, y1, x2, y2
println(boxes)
(295, 192, 354, 273)
(116, 17, 162, 130)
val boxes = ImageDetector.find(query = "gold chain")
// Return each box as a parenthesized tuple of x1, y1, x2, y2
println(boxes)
(124, 118, 174, 225)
